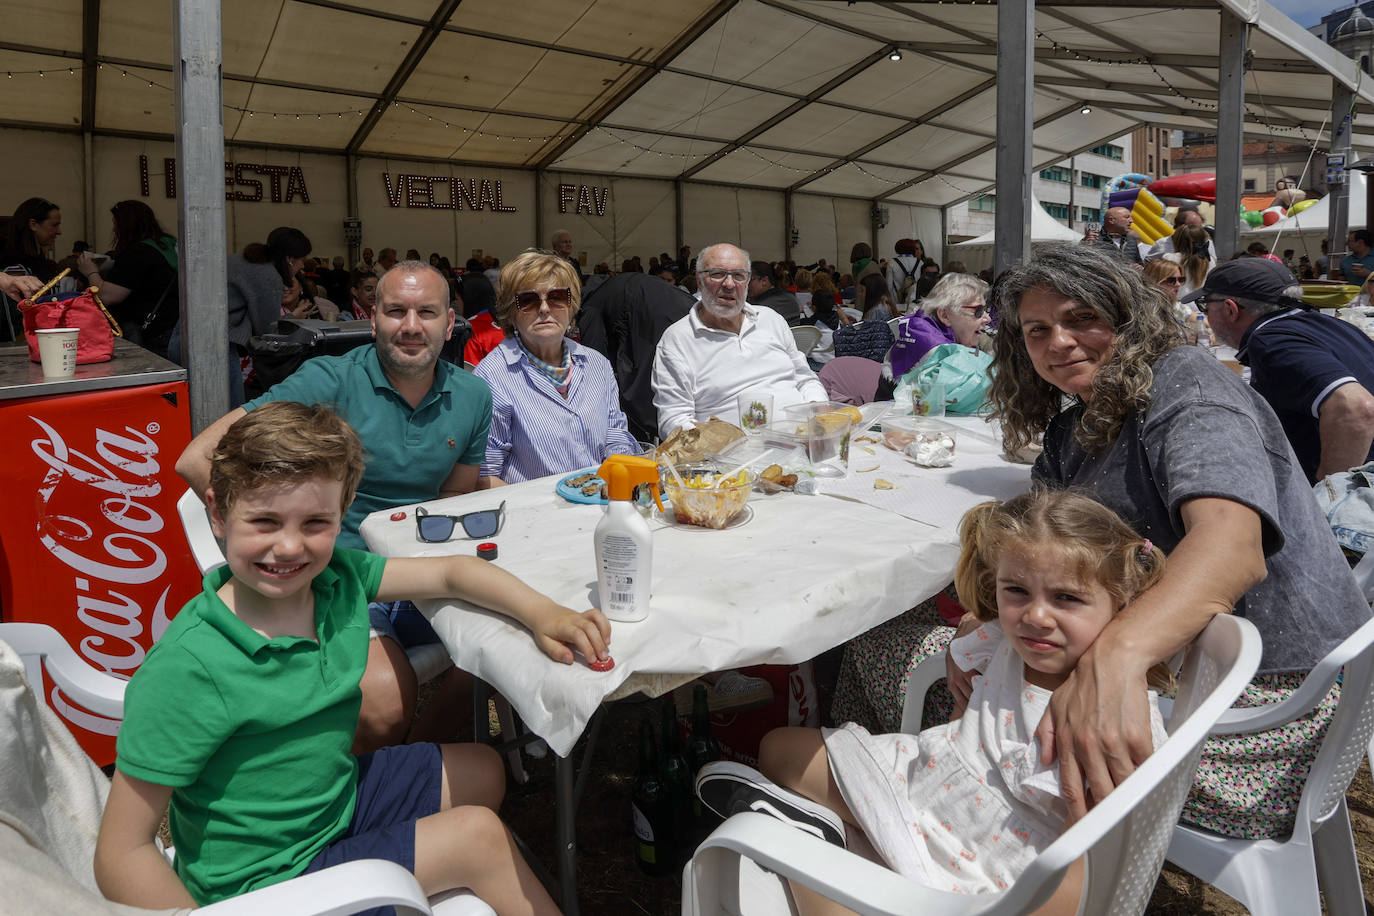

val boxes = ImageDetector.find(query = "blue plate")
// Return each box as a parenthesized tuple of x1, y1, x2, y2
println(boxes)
(555, 466, 672, 509)
(555, 467, 607, 505)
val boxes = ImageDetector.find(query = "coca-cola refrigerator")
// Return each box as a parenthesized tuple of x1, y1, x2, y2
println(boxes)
(0, 339, 202, 764)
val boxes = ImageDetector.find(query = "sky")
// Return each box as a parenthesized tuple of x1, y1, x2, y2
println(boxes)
(1268, 0, 1343, 27)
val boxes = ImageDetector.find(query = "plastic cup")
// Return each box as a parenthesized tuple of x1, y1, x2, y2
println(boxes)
(736, 390, 775, 433)
(35, 328, 78, 379)
(912, 380, 945, 419)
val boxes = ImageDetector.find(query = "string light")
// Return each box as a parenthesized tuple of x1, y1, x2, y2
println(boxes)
(1036, 30, 1314, 140)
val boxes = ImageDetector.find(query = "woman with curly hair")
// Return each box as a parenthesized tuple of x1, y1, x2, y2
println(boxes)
(981, 242, 1367, 841)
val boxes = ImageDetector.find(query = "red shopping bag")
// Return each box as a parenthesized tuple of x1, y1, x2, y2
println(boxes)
(20, 287, 122, 364)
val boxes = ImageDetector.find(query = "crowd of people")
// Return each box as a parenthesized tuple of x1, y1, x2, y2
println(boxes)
(5, 191, 1374, 914)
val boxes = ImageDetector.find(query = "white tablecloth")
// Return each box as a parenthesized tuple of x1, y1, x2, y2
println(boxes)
(360, 414, 1030, 756)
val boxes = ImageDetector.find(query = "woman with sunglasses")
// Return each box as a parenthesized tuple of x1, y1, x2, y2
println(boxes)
(472, 249, 639, 485)
(1145, 257, 1214, 344)
(887, 272, 990, 381)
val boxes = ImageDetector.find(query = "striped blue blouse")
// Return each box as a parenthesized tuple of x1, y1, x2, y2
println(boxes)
(472, 337, 640, 483)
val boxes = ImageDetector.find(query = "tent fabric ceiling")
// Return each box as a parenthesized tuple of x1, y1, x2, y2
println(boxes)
(0, 0, 1370, 206)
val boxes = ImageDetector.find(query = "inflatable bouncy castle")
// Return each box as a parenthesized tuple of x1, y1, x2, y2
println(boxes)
(1100, 175, 1172, 246)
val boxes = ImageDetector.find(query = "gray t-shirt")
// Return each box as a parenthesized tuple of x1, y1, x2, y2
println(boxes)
(1033, 345, 1368, 674)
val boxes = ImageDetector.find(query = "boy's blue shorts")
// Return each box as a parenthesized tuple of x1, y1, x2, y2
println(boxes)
(302, 742, 443, 913)
(368, 600, 443, 649)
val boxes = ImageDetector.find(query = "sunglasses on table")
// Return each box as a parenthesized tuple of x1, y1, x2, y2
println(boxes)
(415, 502, 506, 542)
(515, 288, 572, 313)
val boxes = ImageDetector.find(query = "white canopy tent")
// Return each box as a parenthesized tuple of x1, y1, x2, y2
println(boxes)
(1, 0, 1371, 213)
(1243, 170, 1366, 263)
(949, 193, 1083, 272)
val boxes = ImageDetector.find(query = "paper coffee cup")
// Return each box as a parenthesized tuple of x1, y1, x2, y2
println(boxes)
(35, 328, 79, 379)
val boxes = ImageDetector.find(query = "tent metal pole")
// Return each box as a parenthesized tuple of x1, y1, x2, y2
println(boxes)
(83, 132, 95, 244)
(994, 0, 1033, 275)
(785, 189, 794, 264)
(674, 180, 684, 262)
(1328, 79, 1355, 277)
(345, 152, 359, 267)
(534, 170, 544, 250)
(174, 0, 228, 432)
(1214, 10, 1246, 261)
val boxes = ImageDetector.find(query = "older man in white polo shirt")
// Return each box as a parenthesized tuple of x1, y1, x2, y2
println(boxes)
(651, 242, 827, 438)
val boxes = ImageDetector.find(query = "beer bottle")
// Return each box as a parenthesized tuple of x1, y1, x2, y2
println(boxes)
(685, 683, 723, 774)
(631, 717, 675, 876)
(684, 683, 724, 834)
(659, 697, 694, 857)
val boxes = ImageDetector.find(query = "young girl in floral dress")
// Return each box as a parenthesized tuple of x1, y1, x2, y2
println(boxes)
(697, 489, 1173, 913)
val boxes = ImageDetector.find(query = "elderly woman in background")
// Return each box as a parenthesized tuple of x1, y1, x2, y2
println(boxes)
(983, 243, 1367, 838)
(887, 272, 990, 380)
(473, 249, 638, 485)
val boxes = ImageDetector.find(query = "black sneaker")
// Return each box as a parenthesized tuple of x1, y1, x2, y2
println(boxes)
(695, 761, 847, 848)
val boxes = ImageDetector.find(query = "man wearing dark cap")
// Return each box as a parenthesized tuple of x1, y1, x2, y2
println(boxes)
(747, 260, 800, 324)
(1185, 258, 1374, 481)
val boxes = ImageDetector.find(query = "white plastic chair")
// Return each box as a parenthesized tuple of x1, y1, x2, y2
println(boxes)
(682, 614, 1262, 916)
(1165, 615, 1374, 916)
(886, 316, 902, 338)
(174, 489, 527, 781)
(0, 621, 493, 916)
(790, 325, 822, 355)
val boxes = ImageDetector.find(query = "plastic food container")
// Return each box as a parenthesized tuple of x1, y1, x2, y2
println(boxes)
(663, 462, 756, 528)
(778, 402, 860, 478)
(880, 415, 918, 452)
(906, 419, 959, 467)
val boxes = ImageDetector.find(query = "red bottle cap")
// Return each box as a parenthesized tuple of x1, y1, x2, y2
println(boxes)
(588, 656, 615, 672)
(476, 542, 498, 561)
(390, 511, 407, 521)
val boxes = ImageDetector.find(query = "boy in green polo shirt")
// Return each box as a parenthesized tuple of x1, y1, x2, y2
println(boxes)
(95, 401, 607, 913)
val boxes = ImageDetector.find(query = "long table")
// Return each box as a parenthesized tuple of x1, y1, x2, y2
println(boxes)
(360, 412, 1030, 911)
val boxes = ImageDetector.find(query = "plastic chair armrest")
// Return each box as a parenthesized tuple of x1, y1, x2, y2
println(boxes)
(898, 653, 948, 735)
(1202, 616, 1374, 735)
(191, 859, 432, 916)
(691, 813, 994, 916)
(0, 622, 126, 716)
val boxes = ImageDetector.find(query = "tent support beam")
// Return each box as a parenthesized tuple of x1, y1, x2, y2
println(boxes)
(81, 0, 100, 242)
(675, 180, 685, 263)
(1214, 10, 1246, 260)
(785, 78, 996, 194)
(345, 0, 463, 156)
(533, 0, 739, 172)
(995, 0, 1034, 275)
(784, 190, 794, 264)
(173, 0, 228, 433)
(677, 46, 891, 182)
(1328, 80, 1356, 278)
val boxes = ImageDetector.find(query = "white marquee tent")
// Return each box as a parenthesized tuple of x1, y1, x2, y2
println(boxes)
(1, 0, 1371, 250)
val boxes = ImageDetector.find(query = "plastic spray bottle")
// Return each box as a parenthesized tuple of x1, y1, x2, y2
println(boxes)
(594, 455, 663, 622)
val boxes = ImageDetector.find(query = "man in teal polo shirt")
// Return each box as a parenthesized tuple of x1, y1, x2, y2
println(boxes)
(177, 261, 491, 751)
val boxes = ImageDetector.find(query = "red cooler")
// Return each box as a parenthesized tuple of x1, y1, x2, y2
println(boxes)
(0, 339, 201, 764)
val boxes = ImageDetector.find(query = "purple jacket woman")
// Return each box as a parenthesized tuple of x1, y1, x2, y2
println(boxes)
(887, 273, 990, 379)
(889, 312, 955, 378)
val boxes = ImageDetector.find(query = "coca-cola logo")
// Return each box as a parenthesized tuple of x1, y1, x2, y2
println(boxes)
(29, 416, 176, 730)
